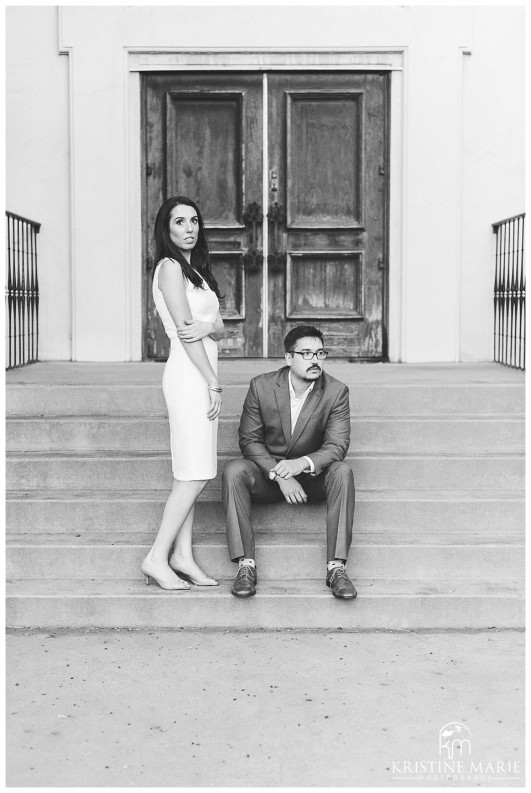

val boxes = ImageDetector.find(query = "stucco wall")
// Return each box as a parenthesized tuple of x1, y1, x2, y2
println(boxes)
(5, 5, 525, 362)
(6, 6, 71, 361)
(459, 7, 525, 361)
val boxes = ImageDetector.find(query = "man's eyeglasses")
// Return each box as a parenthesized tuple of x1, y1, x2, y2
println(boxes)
(288, 349, 328, 360)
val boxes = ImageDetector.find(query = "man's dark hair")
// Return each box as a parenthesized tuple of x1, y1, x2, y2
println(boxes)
(284, 325, 324, 353)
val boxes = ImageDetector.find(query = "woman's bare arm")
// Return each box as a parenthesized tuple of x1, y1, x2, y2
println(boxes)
(158, 259, 219, 387)
(177, 309, 225, 343)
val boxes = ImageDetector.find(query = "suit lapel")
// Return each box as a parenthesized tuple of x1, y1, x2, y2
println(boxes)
(274, 368, 292, 447)
(286, 376, 324, 453)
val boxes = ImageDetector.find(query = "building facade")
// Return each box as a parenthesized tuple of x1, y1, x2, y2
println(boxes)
(6, 5, 525, 362)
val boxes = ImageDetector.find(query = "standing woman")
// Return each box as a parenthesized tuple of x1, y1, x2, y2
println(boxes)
(141, 196, 225, 590)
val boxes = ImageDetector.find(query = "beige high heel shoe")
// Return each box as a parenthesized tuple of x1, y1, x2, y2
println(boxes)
(141, 557, 190, 591)
(169, 560, 219, 586)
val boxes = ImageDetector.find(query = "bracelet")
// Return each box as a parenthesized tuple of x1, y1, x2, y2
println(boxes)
(208, 385, 223, 393)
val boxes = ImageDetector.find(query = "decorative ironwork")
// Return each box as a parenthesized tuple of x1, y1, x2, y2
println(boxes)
(242, 201, 263, 225)
(268, 202, 287, 272)
(493, 214, 525, 370)
(242, 202, 263, 272)
(241, 200, 288, 273)
(6, 212, 41, 369)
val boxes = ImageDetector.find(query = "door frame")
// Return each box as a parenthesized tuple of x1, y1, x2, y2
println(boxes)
(127, 48, 406, 361)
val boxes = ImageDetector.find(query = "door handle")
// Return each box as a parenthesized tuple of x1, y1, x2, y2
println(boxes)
(270, 169, 278, 196)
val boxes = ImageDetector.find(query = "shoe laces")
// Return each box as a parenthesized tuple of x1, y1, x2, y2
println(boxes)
(329, 565, 348, 583)
(238, 565, 255, 581)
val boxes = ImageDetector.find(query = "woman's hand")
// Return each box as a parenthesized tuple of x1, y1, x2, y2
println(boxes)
(207, 387, 222, 421)
(177, 318, 214, 343)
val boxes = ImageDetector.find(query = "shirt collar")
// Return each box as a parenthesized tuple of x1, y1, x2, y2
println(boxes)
(288, 371, 315, 400)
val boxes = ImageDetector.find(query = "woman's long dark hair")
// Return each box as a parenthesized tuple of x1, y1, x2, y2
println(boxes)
(153, 196, 222, 299)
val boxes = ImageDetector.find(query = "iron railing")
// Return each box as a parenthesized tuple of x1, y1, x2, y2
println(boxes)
(6, 212, 41, 369)
(493, 213, 525, 370)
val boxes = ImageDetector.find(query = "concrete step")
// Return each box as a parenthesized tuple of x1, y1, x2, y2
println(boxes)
(6, 536, 525, 581)
(7, 362, 523, 413)
(6, 491, 525, 534)
(6, 363, 524, 632)
(6, 577, 524, 629)
(6, 528, 523, 545)
(6, 382, 524, 417)
(6, 415, 525, 453)
(7, 451, 525, 494)
(7, 361, 525, 385)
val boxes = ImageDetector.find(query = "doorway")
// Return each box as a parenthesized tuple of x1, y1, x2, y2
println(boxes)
(142, 71, 389, 358)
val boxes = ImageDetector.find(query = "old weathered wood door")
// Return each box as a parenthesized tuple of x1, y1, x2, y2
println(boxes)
(143, 71, 388, 359)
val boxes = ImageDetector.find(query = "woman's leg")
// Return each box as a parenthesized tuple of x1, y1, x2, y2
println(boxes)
(169, 503, 195, 564)
(149, 479, 207, 561)
(142, 479, 207, 588)
(169, 503, 219, 584)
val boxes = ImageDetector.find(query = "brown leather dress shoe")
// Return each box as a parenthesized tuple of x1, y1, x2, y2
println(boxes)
(231, 564, 257, 597)
(326, 566, 357, 599)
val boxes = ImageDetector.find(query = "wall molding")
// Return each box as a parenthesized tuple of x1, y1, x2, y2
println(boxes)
(56, 7, 76, 359)
(127, 47, 405, 72)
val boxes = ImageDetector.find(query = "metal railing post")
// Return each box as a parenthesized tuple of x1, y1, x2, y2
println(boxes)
(492, 213, 525, 370)
(5, 211, 41, 369)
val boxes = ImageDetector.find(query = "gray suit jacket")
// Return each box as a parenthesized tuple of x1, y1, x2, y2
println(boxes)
(238, 366, 351, 478)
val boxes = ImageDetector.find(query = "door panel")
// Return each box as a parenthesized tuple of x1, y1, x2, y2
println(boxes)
(143, 73, 263, 359)
(286, 252, 363, 318)
(267, 72, 387, 358)
(166, 94, 243, 225)
(287, 94, 362, 228)
(143, 71, 388, 359)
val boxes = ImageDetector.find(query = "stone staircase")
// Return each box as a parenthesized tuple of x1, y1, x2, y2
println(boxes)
(6, 361, 525, 629)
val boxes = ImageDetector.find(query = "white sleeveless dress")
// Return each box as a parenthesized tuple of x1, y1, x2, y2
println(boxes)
(153, 261, 220, 480)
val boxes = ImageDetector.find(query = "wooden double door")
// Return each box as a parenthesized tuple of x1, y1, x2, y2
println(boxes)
(143, 71, 388, 358)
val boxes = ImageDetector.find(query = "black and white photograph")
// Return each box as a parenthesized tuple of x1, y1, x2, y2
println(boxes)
(5, 2, 525, 787)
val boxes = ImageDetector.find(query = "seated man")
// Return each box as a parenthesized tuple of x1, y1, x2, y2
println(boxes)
(222, 325, 356, 600)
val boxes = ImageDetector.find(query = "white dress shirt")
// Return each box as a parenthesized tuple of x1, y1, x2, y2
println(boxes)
(288, 372, 315, 474)
(268, 372, 317, 480)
